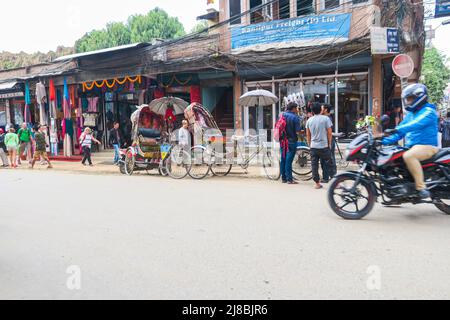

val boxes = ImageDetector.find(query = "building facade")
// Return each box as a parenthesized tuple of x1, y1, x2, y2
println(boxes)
(203, 0, 425, 134)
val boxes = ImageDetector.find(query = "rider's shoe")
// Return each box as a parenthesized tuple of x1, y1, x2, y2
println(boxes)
(418, 189, 431, 199)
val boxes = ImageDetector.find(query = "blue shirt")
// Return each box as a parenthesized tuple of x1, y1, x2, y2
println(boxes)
(284, 112, 302, 143)
(383, 102, 439, 148)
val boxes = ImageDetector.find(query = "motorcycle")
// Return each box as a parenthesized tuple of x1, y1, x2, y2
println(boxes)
(328, 127, 450, 220)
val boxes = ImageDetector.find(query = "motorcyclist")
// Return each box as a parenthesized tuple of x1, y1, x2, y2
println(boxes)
(382, 83, 439, 199)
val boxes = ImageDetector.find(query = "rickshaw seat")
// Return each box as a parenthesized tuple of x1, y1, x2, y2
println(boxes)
(139, 128, 161, 139)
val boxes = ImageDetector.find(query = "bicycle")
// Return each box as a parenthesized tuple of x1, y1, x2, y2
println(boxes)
(189, 133, 281, 180)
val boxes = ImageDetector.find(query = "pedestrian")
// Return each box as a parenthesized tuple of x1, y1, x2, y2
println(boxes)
(0, 128, 9, 167)
(31, 125, 53, 169)
(321, 104, 337, 180)
(440, 111, 450, 148)
(5, 128, 19, 168)
(277, 102, 302, 185)
(17, 122, 33, 165)
(80, 128, 101, 166)
(306, 103, 333, 189)
(109, 122, 122, 165)
(178, 120, 191, 150)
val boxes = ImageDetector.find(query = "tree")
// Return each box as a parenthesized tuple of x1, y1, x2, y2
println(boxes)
(190, 20, 209, 34)
(75, 8, 185, 53)
(422, 47, 450, 105)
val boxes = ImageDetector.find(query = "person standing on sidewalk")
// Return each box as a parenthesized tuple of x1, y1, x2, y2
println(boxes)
(17, 123, 33, 165)
(279, 102, 302, 185)
(31, 125, 53, 169)
(306, 103, 333, 189)
(109, 122, 122, 165)
(5, 128, 19, 168)
(321, 104, 337, 181)
(0, 128, 9, 167)
(80, 128, 101, 166)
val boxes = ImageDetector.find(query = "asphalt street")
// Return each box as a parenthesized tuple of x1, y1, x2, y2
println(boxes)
(1, 169, 450, 300)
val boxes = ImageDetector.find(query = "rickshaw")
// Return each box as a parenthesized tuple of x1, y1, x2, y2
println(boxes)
(185, 103, 224, 179)
(185, 103, 281, 180)
(119, 104, 191, 179)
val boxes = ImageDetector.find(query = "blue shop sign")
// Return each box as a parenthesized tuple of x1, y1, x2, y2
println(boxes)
(386, 28, 400, 53)
(231, 13, 352, 53)
(436, 0, 450, 18)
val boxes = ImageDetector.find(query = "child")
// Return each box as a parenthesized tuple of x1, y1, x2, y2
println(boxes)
(31, 125, 53, 169)
(80, 128, 101, 166)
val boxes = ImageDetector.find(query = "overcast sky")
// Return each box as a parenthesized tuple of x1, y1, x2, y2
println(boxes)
(0, 0, 448, 58)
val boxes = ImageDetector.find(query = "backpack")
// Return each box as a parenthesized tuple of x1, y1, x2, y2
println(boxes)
(274, 113, 289, 159)
(274, 113, 287, 142)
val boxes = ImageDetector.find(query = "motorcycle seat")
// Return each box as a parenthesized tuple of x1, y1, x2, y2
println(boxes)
(422, 148, 450, 164)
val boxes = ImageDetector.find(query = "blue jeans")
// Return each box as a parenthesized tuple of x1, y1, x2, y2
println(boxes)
(113, 144, 120, 164)
(280, 142, 297, 182)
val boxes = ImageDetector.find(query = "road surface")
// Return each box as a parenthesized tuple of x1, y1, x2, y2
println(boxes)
(1, 169, 449, 300)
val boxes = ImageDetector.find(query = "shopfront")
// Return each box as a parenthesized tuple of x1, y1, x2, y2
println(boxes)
(243, 70, 370, 135)
(0, 82, 25, 130)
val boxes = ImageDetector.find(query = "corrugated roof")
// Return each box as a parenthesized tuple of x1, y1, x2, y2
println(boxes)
(0, 81, 18, 90)
(54, 43, 152, 62)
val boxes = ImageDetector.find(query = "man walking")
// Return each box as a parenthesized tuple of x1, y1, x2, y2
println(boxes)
(306, 103, 333, 189)
(18, 122, 33, 165)
(321, 104, 337, 181)
(109, 122, 122, 165)
(279, 102, 302, 185)
(440, 112, 450, 148)
(31, 125, 53, 169)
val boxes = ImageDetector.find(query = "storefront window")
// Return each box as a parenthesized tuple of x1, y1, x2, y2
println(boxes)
(332, 75, 368, 134)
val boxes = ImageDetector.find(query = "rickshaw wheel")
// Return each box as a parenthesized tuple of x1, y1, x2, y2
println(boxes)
(164, 148, 191, 180)
(211, 163, 233, 177)
(188, 146, 211, 180)
(263, 148, 281, 181)
(124, 151, 135, 176)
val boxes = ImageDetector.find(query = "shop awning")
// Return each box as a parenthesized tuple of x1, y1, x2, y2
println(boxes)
(0, 81, 17, 91)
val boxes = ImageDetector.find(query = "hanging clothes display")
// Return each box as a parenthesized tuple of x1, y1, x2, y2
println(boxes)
(190, 86, 202, 104)
(36, 82, 48, 125)
(87, 97, 99, 113)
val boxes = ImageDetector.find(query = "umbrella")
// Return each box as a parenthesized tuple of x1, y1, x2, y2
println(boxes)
(239, 89, 279, 107)
(24, 82, 32, 123)
(149, 97, 189, 116)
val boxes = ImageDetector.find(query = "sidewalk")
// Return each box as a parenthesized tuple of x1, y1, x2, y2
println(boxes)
(2, 147, 357, 179)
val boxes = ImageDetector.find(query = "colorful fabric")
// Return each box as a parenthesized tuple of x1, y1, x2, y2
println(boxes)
(190, 86, 202, 104)
(87, 97, 99, 112)
(49, 80, 56, 102)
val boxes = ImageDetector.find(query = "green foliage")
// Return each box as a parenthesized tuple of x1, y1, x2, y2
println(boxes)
(0, 46, 74, 71)
(75, 7, 185, 53)
(190, 20, 209, 34)
(422, 47, 450, 104)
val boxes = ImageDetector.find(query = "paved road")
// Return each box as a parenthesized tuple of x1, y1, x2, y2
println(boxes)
(1, 170, 450, 300)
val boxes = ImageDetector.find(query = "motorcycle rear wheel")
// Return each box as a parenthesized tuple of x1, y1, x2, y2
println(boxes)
(328, 175, 376, 220)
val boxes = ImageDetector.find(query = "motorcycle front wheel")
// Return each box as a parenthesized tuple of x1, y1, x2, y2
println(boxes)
(328, 174, 376, 220)
(435, 199, 450, 215)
